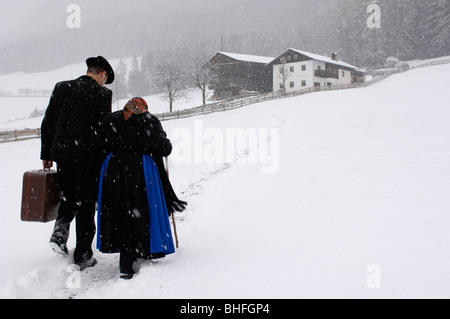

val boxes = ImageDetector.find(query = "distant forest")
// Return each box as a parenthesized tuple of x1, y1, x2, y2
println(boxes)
(331, 0, 450, 68)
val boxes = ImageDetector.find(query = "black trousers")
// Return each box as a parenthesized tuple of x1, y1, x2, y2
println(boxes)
(55, 159, 99, 264)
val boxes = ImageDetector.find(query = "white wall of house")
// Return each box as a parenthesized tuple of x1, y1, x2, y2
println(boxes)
(273, 60, 354, 93)
(273, 60, 313, 93)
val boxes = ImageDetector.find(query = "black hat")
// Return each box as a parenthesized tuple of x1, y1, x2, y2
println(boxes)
(86, 56, 115, 84)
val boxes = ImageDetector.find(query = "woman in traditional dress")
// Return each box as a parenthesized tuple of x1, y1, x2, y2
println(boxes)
(95, 97, 186, 279)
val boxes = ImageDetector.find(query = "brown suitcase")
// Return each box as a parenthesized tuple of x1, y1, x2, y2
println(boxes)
(21, 169, 63, 223)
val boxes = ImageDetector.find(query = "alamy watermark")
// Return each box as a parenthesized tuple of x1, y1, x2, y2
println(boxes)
(66, 4, 81, 29)
(66, 264, 81, 289)
(367, 3, 381, 29)
(366, 264, 382, 289)
(171, 120, 280, 175)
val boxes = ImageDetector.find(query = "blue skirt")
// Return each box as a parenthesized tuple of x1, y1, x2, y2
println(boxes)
(97, 153, 175, 256)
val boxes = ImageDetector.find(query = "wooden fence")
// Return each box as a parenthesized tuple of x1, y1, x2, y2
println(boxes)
(0, 128, 41, 143)
(0, 73, 403, 143)
(2, 58, 449, 144)
(153, 73, 391, 122)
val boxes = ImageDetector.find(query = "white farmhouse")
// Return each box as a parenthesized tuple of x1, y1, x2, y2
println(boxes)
(268, 48, 365, 93)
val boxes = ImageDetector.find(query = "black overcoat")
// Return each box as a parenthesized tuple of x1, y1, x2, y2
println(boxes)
(41, 75, 112, 165)
(94, 111, 186, 255)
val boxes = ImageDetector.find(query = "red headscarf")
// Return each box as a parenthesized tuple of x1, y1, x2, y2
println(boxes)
(123, 97, 149, 120)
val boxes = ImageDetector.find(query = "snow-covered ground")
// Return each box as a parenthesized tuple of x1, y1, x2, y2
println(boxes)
(407, 55, 450, 68)
(1, 61, 450, 299)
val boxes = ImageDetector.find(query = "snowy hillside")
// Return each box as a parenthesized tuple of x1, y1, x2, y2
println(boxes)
(1, 62, 450, 299)
(0, 57, 208, 130)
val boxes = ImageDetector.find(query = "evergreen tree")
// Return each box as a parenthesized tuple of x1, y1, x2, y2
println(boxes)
(127, 56, 147, 97)
(332, 0, 365, 65)
(424, 0, 450, 58)
(114, 58, 129, 100)
(383, 0, 419, 60)
(140, 51, 154, 96)
(330, 0, 449, 68)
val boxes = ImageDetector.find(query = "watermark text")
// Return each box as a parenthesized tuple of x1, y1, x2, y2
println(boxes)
(66, 4, 81, 29)
(171, 120, 280, 175)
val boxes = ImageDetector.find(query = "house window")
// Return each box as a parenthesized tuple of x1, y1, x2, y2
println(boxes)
(317, 65, 322, 70)
(342, 71, 345, 77)
(290, 66, 295, 72)
(287, 55, 292, 62)
(302, 80, 307, 87)
(290, 81, 295, 88)
(302, 64, 306, 71)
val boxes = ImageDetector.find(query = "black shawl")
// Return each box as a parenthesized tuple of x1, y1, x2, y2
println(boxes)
(153, 156, 187, 215)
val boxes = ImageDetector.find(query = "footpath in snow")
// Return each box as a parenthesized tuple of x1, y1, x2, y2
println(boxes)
(1, 63, 450, 298)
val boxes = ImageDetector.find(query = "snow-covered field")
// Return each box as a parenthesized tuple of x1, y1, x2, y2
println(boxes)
(1, 61, 450, 299)
(0, 58, 209, 130)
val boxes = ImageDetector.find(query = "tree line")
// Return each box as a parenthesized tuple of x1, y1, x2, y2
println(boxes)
(331, 0, 450, 68)
(109, 50, 211, 113)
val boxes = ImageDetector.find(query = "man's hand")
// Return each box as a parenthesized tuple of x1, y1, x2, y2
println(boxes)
(43, 160, 53, 170)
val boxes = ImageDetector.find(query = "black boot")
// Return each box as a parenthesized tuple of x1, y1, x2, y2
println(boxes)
(49, 219, 70, 256)
(76, 254, 98, 271)
(120, 252, 137, 280)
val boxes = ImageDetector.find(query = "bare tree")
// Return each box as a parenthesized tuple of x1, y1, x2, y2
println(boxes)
(153, 61, 187, 113)
(194, 66, 210, 106)
(278, 57, 291, 93)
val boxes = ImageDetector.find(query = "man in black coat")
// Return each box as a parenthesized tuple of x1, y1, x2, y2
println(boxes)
(41, 56, 114, 270)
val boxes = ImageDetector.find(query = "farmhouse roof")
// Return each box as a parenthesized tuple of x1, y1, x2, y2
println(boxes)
(216, 52, 275, 64)
(269, 48, 364, 72)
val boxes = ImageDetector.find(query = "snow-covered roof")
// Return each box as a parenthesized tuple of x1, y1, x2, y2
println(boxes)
(218, 52, 275, 65)
(270, 48, 364, 72)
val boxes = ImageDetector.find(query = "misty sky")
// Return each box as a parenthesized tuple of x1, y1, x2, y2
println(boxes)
(0, 0, 44, 39)
(4, 0, 445, 74)
(0, 0, 339, 42)
(0, 0, 343, 74)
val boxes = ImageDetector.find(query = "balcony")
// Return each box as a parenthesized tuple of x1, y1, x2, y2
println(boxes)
(314, 69, 338, 79)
